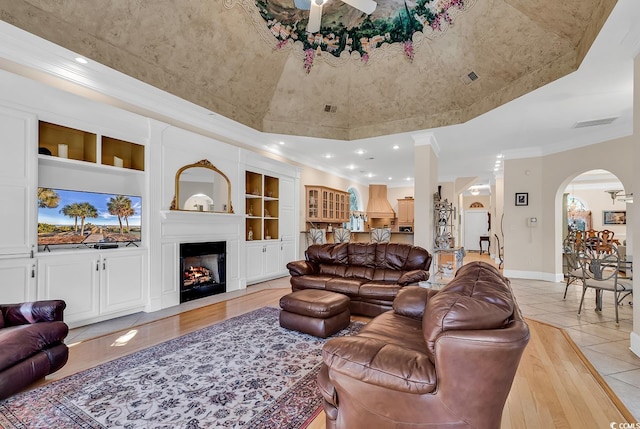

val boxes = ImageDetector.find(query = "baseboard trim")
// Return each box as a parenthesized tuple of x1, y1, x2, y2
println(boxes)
(503, 270, 563, 283)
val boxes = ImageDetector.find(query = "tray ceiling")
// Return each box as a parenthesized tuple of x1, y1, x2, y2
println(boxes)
(0, 0, 617, 140)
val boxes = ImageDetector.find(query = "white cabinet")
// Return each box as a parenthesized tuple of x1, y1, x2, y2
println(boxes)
(38, 249, 146, 326)
(0, 106, 36, 258)
(246, 241, 281, 284)
(100, 251, 146, 314)
(0, 258, 36, 303)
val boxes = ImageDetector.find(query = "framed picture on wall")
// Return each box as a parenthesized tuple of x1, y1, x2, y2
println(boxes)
(603, 210, 626, 225)
(515, 192, 528, 206)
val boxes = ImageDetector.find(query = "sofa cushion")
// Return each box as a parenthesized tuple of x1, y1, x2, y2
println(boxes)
(291, 274, 336, 290)
(319, 264, 349, 277)
(323, 311, 436, 394)
(422, 261, 514, 361)
(326, 277, 369, 295)
(372, 268, 402, 282)
(306, 243, 348, 265)
(0, 322, 68, 372)
(347, 243, 377, 267)
(375, 243, 431, 271)
(358, 282, 401, 300)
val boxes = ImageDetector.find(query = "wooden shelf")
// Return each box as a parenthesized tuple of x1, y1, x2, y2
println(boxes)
(245, 171, 279, 241)
(38, 121, 144, 173)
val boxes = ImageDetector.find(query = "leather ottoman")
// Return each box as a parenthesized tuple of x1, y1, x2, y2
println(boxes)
(279, 289, 351, 338)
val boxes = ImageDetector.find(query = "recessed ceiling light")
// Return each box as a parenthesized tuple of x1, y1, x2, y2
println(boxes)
(367, 173, 374, 178)
(75, 57, 88, 64)
(388, 177, 393, 180)
(497, 154, 504, 159)
(494, 167, 499, 171)
(392, 145, 399, 150)
(279, 141, 285, 145)
(355, 149, 366, 155)
(347, 164, 356, 170)
(405, 177, 411, 181)
(324, 154, 333, 159)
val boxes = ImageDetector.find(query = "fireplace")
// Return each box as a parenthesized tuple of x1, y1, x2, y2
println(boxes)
(180, 241, 226, 303)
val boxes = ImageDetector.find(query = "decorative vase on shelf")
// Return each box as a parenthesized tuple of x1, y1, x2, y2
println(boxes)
(248, 204, 253, 216)
(248, 226, 253, 241)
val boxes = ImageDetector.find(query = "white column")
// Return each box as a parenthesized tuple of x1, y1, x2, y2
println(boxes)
(412, 133, 439, 252)
(631, 54, 640, 358)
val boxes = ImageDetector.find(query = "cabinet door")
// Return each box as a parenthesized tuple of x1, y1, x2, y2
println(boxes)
(0, 258, 36, 302)
(101, 251, 146, 315)
(264, 242, 281, 277)
(246, 242, 265, 282)
(38, 253, 99, 325)
(280, 240, 296, 272)
(0, 107, 36, 257)
(280, 178, 296, 241)
(307, 187, 319, 221)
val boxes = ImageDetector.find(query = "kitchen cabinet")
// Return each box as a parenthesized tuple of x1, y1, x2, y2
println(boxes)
(305, 186, 349, 223)
(397, 198, 414, 226)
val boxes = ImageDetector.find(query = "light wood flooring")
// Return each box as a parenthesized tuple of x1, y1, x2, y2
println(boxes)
(32, 255, 639, 427)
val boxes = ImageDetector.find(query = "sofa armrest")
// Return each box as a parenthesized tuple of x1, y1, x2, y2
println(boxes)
(286, 260, 319, 276)
(392, 286, 438, 320)
(322, 335, 437, 394)
(398, 269, 429, 285)
(0, 300, 66, 326)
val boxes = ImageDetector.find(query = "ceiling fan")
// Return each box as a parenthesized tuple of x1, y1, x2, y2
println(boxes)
(604, 189, 633, 204)
(294, 0, 377, 33)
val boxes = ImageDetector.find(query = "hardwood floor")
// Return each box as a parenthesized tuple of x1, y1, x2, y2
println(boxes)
(36, 279, 633, 428)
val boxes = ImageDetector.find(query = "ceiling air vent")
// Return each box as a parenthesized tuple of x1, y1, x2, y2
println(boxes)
(460, 70, 479, 85)
(574, 117, 618, 128)
(324, 104, 337, 113)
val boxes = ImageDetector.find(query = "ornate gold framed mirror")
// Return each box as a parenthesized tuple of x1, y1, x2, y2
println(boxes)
(170, 159, 234, 213)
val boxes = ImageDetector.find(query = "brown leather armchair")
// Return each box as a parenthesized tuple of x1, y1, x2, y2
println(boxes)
(318, 262, 530, 429)
(0, 300, 69, 400)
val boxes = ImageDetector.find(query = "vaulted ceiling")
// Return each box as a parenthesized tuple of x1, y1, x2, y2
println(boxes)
(0, 0, 616, 141)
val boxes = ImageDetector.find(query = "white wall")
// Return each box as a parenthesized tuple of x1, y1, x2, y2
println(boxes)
(503, 137, 634, 281)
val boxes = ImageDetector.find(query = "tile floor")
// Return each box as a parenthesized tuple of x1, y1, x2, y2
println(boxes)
(67, 268, 640, 420)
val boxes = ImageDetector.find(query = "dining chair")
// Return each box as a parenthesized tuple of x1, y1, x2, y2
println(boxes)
(370, 228, 391, 243)
(562, 232, 583, 299)
(576, 238, 632, 324)
(333, 228, 351, 243)
(308, 228, 327, 245)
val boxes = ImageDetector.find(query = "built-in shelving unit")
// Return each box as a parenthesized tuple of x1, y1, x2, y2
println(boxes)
(245, 171, 279, 241)
(38, 121, 144, 172)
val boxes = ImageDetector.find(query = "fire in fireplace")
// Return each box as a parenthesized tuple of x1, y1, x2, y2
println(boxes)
(180, 241, 226, 303)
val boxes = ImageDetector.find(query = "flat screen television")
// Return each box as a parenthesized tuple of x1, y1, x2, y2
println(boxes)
(37, 187, 141, 249)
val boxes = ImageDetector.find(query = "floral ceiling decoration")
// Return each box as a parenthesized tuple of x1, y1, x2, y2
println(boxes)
(225, 0, 476, 73)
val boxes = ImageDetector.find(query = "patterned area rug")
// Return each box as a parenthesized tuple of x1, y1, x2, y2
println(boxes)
(0, 307, 363, 428)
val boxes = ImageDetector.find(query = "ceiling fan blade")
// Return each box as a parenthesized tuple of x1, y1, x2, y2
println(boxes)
(307, 2, 323, 33)
(341, 0, 377, 15)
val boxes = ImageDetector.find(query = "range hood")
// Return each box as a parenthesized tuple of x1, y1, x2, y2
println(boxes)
(366, 185, 396, 218)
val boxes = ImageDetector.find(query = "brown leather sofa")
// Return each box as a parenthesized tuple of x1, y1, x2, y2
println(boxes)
(318, 261, 530, 429)
(286, 243, 432, 317)
(0, 300, 69, 400)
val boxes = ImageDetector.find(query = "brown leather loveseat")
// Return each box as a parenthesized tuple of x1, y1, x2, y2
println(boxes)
(318, 261, 530, 429)
(287, 243, 432, 317)
(0, 300, 69, 400)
